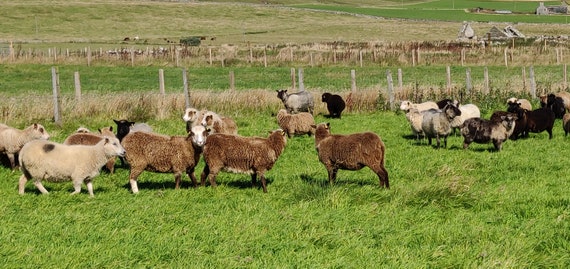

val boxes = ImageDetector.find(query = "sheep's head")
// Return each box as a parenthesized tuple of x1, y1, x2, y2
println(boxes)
(321, 92, 332, 102)
(399, 100, 411, 111)
(444, 103, 461, 120)
(183, 108, 198, 122)
(201, 113, 214, 127)
(189, 125, 208, 148)
(276, 90, 288, 102)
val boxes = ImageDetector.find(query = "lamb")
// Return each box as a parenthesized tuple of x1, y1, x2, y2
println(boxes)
(461, 114, 518, 151)
(321, 92, 346, 118)
(404, 107, 427, 141)
(183, 107, 208, 133)
(276, 89, 315, 114)
(507, 97, 532, 112)
(564, 113, 570, 136)
(421, 103, 462, 148)
(276, 109, 315, 138)
(0, 123, 50, 169)
(63, 126, 118, 173)
(313, 123, 389, 188)
(450, 103, 481, 131)
(18, 136, 125, 197)
(200, 111, 238, 135)
(399, 100, 438, 113)
(200, 129, 288, 193)
(122, 125, 209, 193)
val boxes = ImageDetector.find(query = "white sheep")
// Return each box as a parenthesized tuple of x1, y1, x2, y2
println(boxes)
(507, 97, 532, 111)
(200, 129, 287, 193)
(0, 123, 50, 169)
(276, 109, 315, 138)
(399, 100, 438, 113)
(200, 111, 238, 135)
(404, 107, 431, 141)
(450, 103, 481, 130)
(18, 136, 125, 197)
(421, 103, 462, 148)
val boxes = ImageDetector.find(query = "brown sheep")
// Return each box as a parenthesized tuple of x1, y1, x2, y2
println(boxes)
(564, 113, 570, 136)
(200, 129, 287, 193)
(313, 123, 389, 188)
(276, 109, 315, 138)
(122, 125, 209, 193)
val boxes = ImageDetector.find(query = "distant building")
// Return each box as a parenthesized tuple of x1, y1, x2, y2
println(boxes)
(536, 2, 569, 15)
(457, 22, 476, 41)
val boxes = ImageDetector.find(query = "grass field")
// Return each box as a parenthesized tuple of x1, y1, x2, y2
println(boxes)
(2, 0, 570, 267)
(2, 109, 570, 267)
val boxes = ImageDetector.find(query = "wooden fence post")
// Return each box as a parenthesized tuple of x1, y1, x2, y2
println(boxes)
(290, 68, 296, 90)
(564, 64, 568, 90)
(386, 70, 394, 110)
(483, 67, 489, 94)
(87, 47, 91, 66)
(398, 68, 403, 93)
(74, 71, 81, 102)
(263, 46, 267, 68)
(209, 47, 213, 65)
(522, 67, 527, 92)
(298, 68, 305, 92)
(158, 69, 165, 95)
(351, 69, 356, 92)
(359, 50, 363, 67)
(504, 48, 508, 68)
(51, 67, 62, 126)
(465, 68, 472, 95)
(229, 70, 235, 91)
(529, 66, 536, 98)
(446, 66, 451, 95)
(182, 68, 191, 108)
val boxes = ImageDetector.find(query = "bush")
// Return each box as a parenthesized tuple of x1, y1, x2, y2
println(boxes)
(180, 36, 201, 46)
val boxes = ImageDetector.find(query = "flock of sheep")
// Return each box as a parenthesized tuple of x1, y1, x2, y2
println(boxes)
(0, 89, 389, 196)
(6, 87, 568, 197)
(400, 91, 570, 151)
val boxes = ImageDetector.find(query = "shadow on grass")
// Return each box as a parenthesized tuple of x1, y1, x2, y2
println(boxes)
(300, 173, 381, 187)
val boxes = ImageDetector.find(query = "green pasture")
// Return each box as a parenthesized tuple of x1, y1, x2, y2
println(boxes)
(1, 109, 570, 267)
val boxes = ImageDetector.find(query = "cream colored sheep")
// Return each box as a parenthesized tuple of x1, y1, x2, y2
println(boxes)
(183, 107, 208, 133)
(0, 123, 50, 169)
(63, 126, 118, 173)
(399, 100, 438, 113)
(18, 136, 125, 197)
(276, 109, 315, 138)
(200, 111, 238, 135)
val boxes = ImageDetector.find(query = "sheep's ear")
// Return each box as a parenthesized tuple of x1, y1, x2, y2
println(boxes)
(326, 122, 330, 128)
(113, 119, 119, 124)
(104, 137, 110, 144)
(109, 126, 113, 132)
(33, 123, 38, 129)
(310, 124, 317, 129)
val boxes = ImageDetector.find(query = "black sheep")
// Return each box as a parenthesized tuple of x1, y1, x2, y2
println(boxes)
(321, 93, 346, 119)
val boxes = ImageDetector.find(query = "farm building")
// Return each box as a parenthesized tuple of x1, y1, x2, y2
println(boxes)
(484, 25, 525, 41)
(536, 2, 569, 15)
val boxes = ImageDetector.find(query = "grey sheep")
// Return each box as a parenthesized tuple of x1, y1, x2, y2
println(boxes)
(0, 123, 50, 169)
(200, 129, 288, 193)
(461, 114, 518, 151)
(122, 125, 209, 193)
(276, 89, 314, 114)
(313, 123, 389, 188)
(421, 103, 462, 148)
(276, 109, 315, 138)
(18, 136, 125, 197)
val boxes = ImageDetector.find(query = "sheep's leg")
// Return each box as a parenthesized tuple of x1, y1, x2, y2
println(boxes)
(85, 179, 94, 197)
(251, 173, 257, 187)
(327, 167, 337, 184)
(443, 135, 447, 148)
(174, 172, 182, 189)
(33, 180, 49, 195)
(200, 165, 210, 187)
(208, 172, 218, 188)
(71, 178, 84, 195)
(376, 167, 390, 189)
(427, 137, 432, 145)
(8, 154, 16, 170)
(18, 174, 28, 195)
(186, 167, 198, 188)
(493, 140, 502, 151)
(128, 169, 143, 194)
(260, 174, 268, 193)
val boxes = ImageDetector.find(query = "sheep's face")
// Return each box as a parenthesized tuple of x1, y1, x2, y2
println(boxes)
(183, 108, 198, 122)
(201, 114, 214, 127)
(321, 93, 331, 102)
(399, 101, 411, 111)
(314, 123, 331, 137)
(444, 104, 461, 119)
(276, 90, 288, 102)
(103, 136, 126, 158)
(33, 123, 50, 140)
(190, 125, 208, 148)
